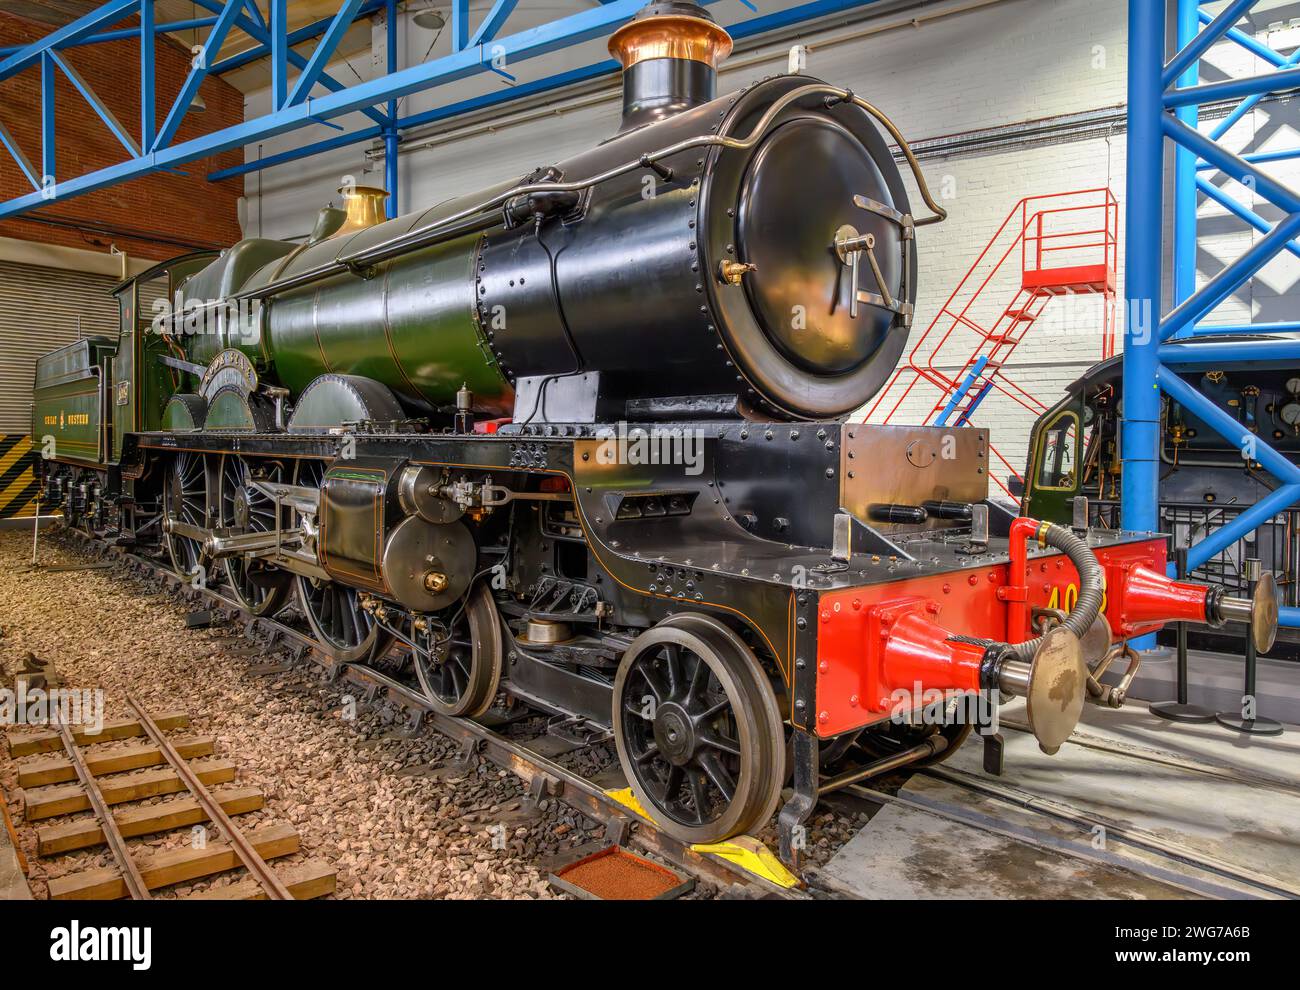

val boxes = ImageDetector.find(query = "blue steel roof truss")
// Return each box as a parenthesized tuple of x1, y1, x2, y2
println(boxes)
(0, 0, 894, 221)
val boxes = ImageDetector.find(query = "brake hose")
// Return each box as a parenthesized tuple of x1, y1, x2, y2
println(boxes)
(1007, 521, 1104, 662)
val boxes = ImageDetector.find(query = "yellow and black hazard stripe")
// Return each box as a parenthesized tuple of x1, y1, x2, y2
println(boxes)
(0, 435, 39, 519)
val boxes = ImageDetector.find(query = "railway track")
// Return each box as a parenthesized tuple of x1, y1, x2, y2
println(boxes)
(49, 526, 803, 899)
(10, 700, 336, 900)
(825, 726, 1300, 901)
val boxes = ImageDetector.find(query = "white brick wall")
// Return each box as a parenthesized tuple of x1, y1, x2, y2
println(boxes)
(243, 0, 1300, 484)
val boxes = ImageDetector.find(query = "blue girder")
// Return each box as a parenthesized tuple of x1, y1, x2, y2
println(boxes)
(0, 0, 891, 219)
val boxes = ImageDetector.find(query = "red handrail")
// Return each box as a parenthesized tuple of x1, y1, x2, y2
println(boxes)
(865, 188, 1119, 498)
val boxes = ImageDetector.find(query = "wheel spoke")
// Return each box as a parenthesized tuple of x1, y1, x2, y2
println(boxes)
(634, 743, 660, 764)
(658, 765, 684, 804)
(662, 643, 683, 698)
(638, 664, 667, 704)
(699, 729, 742, 757)
(320, 587, 335, 633)
(697, 697, 730, 721)
(686, 652, 710, 703)
(340, 593, 359, 645)
(686, 769, 710, 824)
(698, 753, 736, 804)
(623, 697, 653, 719)
(447, 658, 465, 699)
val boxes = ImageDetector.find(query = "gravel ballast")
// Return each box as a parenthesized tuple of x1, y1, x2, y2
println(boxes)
(0, 527, 621, 899)
(0, 526, 864, 899)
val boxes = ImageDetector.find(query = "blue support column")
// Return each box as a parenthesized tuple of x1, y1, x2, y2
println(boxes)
(152, 0, 243, 150)
(0, 15, 218, 57)
(211, 0, 387, 75)
(1167, 64, 1300, 107)
(1121, 0, 1164, 538)
(0, 0, 141, 76)
(470, 0, 520, 48)
(49, 50, 141, 156)
(451, 0, 470, 52)
(2, 0, 889, 218)
(1173, 0, 1199, 311)
(0, 119, 39, 190)
(140, 0, 155, 150)
(1183, 321, 1300, 336)
(1162, 0, 1255, 87)
(40, 52, 56, 191)
(288, 0, 367, 106)
(1193, 177, 1300, 263)
(1160, 205, 1300, 341)
(384, 0, 398, 219)
(270, 0, 287, 110)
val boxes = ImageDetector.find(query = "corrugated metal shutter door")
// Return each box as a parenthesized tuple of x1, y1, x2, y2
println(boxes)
(0, 260, 120, 434)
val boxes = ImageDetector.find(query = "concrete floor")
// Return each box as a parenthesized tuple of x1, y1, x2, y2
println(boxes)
(1120, 644, 1300, 726)
(815, 700, 1300, 900)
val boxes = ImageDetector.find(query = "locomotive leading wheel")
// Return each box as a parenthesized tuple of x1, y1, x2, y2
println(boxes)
(613, 614, 784, 845)
(163, 452, 209, 583)
(217, 455, 292, 617)
(413, 582, 503, 718)
(293, 459, 391, 663)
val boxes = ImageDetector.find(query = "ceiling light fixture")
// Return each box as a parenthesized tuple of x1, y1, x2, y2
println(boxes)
(413, 5, 446, 30)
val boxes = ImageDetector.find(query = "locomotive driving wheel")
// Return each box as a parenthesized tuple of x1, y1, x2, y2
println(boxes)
(163, 451, 210, 584)
(216, 455, 292, 617)
(612, 614, 784, 845)
(292, 459, 392, 663)
(413, 583, 503, 718)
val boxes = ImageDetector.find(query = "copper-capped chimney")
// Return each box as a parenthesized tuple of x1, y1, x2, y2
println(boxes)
(608, 2, 732, 132)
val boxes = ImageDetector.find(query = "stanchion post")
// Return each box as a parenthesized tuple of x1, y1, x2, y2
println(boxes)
(1216, 558, 1283, 735)
(1151, 546, 1215, 723)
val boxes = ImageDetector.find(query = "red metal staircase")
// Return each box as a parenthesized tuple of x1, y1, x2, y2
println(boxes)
(867, 189, 1118, 495)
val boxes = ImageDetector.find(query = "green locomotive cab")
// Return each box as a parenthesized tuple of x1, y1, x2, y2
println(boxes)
(32, 251, 216, 531)
(1021, 356, 1121, 524)
(110, 252, 220, 461)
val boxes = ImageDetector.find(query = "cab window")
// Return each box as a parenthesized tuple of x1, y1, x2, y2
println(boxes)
(1034, 411, 1080, 491)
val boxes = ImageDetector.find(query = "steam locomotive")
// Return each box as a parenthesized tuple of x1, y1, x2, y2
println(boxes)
(31, 2, 1275, 866)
